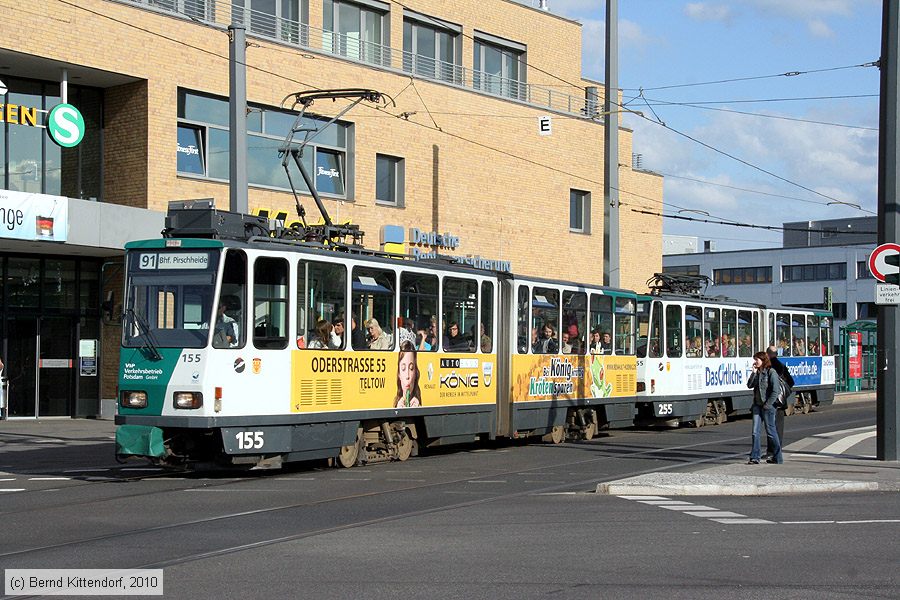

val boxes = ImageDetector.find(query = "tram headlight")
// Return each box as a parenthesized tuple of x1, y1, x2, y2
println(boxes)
(173, 392, 203, 409)
(120, 391, 148, 409)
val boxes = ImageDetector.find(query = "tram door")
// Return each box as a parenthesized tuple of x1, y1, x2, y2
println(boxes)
(4, 316, 75, 418)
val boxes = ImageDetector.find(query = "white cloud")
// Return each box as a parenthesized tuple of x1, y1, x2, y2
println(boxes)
(807, 19, 835, 38)
(684, 3, 732, 23)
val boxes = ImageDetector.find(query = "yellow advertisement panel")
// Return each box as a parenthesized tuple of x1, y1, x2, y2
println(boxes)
(290, 350, 496, 413)
(511, 354, 636, 402)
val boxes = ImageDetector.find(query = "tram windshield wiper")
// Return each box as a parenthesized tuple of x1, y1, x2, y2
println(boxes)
(125, 307, 163, 361)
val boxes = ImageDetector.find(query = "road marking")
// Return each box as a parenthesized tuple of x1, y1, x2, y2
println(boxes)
(684, 511, 746, 518)
(468, 480, 507, 484)
(621, 495, 772, 524)
(836, 519, 900, 524)
(819, 430, 878, 455)
(638, 499, 693, 505)
(29, 477, 71, 481)
(618, 495, 668, 500)
(659, 505, 717, 511)
(0, 489, 25, 492)
(64, 468, 110, 473)
(712, 518, 775, 524)
(0, 478, 16, 481)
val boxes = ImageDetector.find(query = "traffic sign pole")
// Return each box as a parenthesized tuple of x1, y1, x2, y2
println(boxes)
(876, 0, 900, 461)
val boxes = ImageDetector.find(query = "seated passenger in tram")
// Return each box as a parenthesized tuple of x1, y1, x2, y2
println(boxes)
(599, 331, 613, 354)
(739, 335, 752, 356)
(480, 323, 492, 353)
(589, 329, 602, 353)
(366, 318, 392, 350)
(308, 319, 339, 349)
(397, 317, 417, 347)
(706, 336, 719, 357)
(686, 336, 703, 358)
(444, 321, 469, 351)
(560, 330, 573, 354)
(535, 323, 559, 354)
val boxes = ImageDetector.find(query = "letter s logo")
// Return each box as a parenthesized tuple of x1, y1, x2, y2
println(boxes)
(47, 103, 85, 148)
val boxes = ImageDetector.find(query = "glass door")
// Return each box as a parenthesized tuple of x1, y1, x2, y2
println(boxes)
(5, 316, 38, 417)
(38, 316, 75, 417)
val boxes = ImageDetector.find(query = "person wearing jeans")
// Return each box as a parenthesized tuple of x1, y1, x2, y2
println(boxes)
(746, 351, 783, 464)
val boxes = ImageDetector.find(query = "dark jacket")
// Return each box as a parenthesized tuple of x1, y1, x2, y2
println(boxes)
(747, 368, 780, 408)
(769, 356, 795, 388)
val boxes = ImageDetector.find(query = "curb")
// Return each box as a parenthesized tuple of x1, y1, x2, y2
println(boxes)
(595, 473, 880, 496)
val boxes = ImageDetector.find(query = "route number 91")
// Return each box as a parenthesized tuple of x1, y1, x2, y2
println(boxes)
(235, 431, 264, 449)
(657, 403, 673, 416)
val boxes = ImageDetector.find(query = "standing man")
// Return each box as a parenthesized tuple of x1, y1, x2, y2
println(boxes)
(766, 345, 795, 457)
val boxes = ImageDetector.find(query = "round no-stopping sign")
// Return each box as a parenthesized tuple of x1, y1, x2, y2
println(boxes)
(868, 243, 900, 282)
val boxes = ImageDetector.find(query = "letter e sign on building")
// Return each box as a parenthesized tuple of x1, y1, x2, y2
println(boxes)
(538, 115, 552, 136)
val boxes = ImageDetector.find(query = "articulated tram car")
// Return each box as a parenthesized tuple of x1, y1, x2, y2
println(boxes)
(634, 294, 835, 427)
(114, 207, 834, 468)
(115, 218, 641, 468)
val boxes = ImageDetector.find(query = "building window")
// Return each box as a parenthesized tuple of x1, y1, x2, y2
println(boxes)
(857, 261, 875, 279)
(323, 0, 389, 66)
(569, 189, 590, 233)
(403, 14, 460, 83)
(473, 35, 526, 100)
(0, 77, 103, 201)
(375, 154, 404, 206)
(832, 302, 847, 320)
(151, 0, 216, 21)
(782, 262, 847, 282)
(713, 266, 772, 285)
(663, 265, 700, 276)
(857, 302, 877, 319)
(232, 0, 305, 43)
(176, 89, 352, 198)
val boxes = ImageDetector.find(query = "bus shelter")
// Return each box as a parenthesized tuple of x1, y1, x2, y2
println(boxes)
(837, 319, 877, 392)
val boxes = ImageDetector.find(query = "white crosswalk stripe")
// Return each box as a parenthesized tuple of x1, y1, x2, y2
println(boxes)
(620, 495, 774, 524)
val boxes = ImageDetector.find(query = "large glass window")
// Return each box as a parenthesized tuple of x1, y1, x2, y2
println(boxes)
(562, 291, 586, 355)
(0, 78, 102, 200)
(481, 281, 494, 353)
(685, 305, 702, 358)
(782, 262, 847, 282)
(442, 277, 477, 352)
(232, 0, 304, 43)
(532, 287, 560, 354)
(791, 314, 807, 356)
(806, 315, 820, 357)
(400, 271, 438, 351)
(640, 301, 662, 358)
(297, 260, 346, 349)
(775, 313, 791, 356)
(665, 304, 682, 358)
(473, 37, 526, 100)
(589, 294, 613, 354)
(614, 297, 635, 355)
(352, 266, 395, 351)
(713, 266, 772, 285)
(177, 89, 351, 198)
(253, 257, 289, 349)
(738, 310, 753, 357)
(403, 17, 460, 82)
(722, 309, 737, 357)
(821, 317, 833, 355)
(323, 0, 389, 65)
(214, 250, 247, 349)
(704, 307, 721, 357)
(516, 285, 530, 354)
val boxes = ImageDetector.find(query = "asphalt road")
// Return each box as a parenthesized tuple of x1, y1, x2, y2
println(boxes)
(0, 402, 896, 599)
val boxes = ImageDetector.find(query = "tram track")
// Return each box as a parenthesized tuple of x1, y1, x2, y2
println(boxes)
(0, 411, 871, 573)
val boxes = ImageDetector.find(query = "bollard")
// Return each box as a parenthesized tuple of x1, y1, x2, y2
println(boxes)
(0, 376, 7, 420)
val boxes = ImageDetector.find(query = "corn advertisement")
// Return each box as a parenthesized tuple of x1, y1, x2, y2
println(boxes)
(290, 350, 496, 412)
(511, 354, 636, 402)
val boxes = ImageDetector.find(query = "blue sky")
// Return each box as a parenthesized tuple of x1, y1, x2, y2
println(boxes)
(526, 0, 882, 250)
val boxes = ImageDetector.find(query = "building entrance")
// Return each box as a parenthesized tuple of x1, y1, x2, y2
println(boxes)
(5, 315, 76, 417)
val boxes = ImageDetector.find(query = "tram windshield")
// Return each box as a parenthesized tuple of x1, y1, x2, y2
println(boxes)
(123, 248, 221, 349)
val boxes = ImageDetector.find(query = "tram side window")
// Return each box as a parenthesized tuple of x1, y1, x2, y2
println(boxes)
(214, 250, 247, 349)
(753, 312, 760, 352)
(562, 291, 587, 354)
(685, 305, 703, 357)
(821, 317, 832, 355)
(738, 310, 753, 357)
(253, 257, 289, 349)
(664, 305, 682, 358)
(776, 313, 791, 356)
(636, 301, 650, 358)
(647, 301, 662, 358)
(791, 314, 807, 356)
(400, 272, 438, 352)
(481, 281, 494, 353)
(614, 297, 636, 355)
(517, 286, 530, 353)
(589, 294, 613, 354)
(352, 267, 396, 351)
(443, 277, 477, 352)
(533, 287, 561, 354)
(704, 308, 721, 357)
(722, 309, 737, 358)
(768, 313, 776, 350)
(806, 315, 820, 356)
(297, 261, 346, 350)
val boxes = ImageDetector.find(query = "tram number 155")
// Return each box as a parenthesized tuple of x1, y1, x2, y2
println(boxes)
(235, 431, 265, 449)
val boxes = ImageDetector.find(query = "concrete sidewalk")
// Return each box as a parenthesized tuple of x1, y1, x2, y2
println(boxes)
(597, 390, 900, 496)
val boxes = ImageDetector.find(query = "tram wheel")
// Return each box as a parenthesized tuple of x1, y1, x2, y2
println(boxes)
(543, 425, 565, 444)
(802, 399, 811, 414)
(583, 420, 597, 441)
(395, 430, 414, 461)
(785, 403, 795, 417)
(716, 410, 726, 425)
(336, 428, 364, 468)
(692, 416, 705, 428)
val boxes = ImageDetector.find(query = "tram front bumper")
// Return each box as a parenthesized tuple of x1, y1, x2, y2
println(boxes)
(116, 425, 167, 459)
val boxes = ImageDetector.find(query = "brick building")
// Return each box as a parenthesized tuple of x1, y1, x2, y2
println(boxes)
(0, 0, 662, 418)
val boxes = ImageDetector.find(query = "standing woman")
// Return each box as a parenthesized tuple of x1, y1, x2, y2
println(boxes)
(746, 351, 783, 464)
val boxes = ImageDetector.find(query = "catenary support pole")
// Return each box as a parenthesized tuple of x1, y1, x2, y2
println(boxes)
(229, 22, 249, 214)
(603, 0, 620, 288)
(877, 0, 899, 461)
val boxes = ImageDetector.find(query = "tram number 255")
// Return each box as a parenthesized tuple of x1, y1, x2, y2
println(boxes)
(235, 431, 265, 449)
(656, 403, 673, 416)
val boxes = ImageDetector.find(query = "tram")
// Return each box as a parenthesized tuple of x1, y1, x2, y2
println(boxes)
(115, 202, 642, 467)
(633, 275, 835, 427)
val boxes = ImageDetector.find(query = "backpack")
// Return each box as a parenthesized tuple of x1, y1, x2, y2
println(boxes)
(774, 372, 793, 409)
